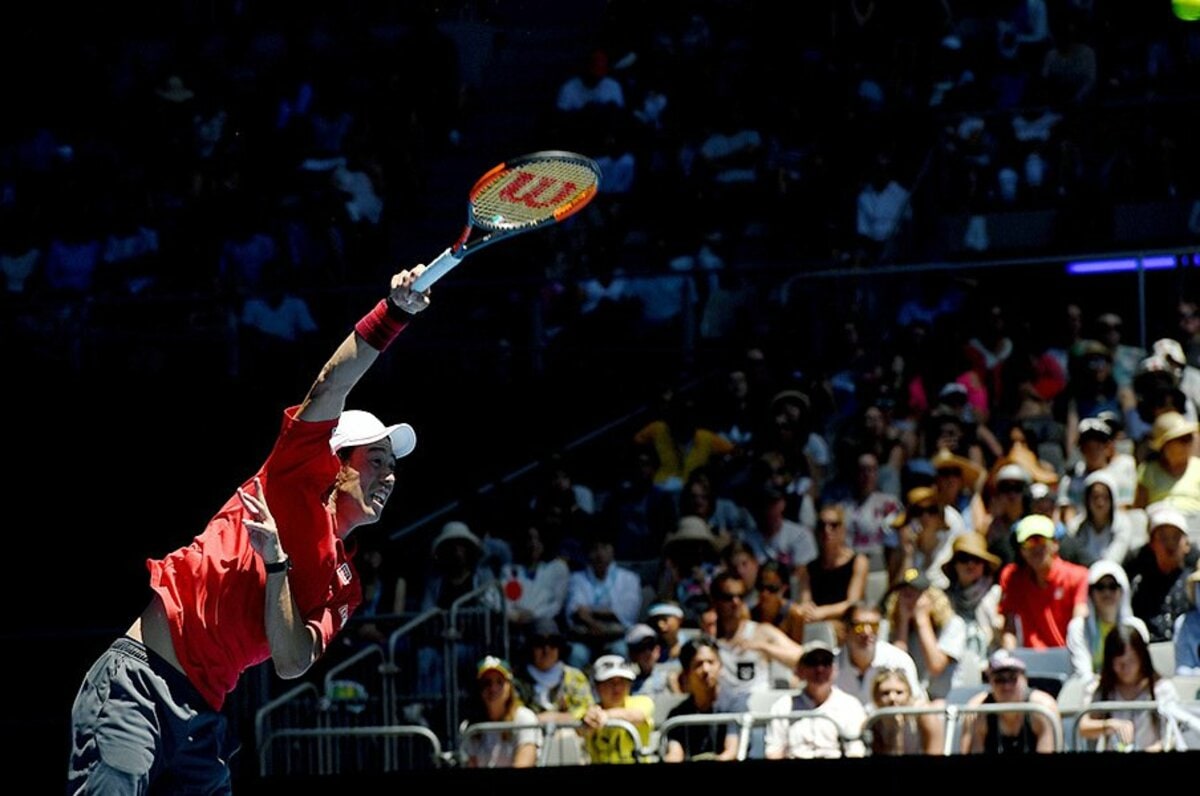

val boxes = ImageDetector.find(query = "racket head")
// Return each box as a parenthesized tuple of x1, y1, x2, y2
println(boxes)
(466, 150, 601, 233)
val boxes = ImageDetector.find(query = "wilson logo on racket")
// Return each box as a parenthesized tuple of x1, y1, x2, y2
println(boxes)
(497, 171, 579, 209)
(411, 150, 602, 292)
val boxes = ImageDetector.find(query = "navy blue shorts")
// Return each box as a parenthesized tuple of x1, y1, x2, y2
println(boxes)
(67, 637, 237, 795)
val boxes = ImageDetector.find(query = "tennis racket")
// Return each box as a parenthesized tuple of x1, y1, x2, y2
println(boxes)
(410, 150, 601, 292)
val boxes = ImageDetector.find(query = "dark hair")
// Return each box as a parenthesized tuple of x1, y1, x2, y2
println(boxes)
(1098, 624, 1158, 700)
(679, 634, 720, 673)
(756, 559, 789, 592)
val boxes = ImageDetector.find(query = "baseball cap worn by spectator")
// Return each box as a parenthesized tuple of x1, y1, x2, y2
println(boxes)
(330, 409, 417, 458)
(888, 567, 931, 598)
(988, 648, 1026, 674)
(1149, 411, 1198, 452)
(625, 623, 658, 649)
(799, 639, 835, 665)
(1147, 503, 1189, 535)
(477, 655, 514, 681)
(593, 654, 636, 682)
(1015, 514, 1056, 544)
(1077, 417, 1113, 443)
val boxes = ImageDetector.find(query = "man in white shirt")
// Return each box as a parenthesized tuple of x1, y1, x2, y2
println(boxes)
(835, 602, 927, 709)
(766, 640, 867, 759)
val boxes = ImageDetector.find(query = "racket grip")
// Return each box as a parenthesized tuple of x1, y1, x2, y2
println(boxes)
(411, 248, 463, 292)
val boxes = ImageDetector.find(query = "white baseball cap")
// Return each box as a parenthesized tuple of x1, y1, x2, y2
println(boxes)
(329, 409, 416, 458)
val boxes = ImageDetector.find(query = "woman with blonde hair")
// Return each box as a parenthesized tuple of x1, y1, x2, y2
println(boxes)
(868, 668, 943, 756)
(883, 568, 968, 700)
(461, 656, 540, 768)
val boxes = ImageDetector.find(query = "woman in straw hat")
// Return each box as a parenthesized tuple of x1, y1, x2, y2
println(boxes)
(941, 532, 1004, 663)
(1134, 412, 1200, 531)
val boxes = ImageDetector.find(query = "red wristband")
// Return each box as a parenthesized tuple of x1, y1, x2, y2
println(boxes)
(354, 299, 408, 351)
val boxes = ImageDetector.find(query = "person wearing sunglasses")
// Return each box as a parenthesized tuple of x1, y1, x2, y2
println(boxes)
(999, 514, 1089, 650)
(1066, 560, 1148, 682)
(960, 648, 1060, 754)
(710, 570, 804, 711)
(885, 486, 962, 592)
(834, 602, 926, 710)
(942, 532, 1004, 665)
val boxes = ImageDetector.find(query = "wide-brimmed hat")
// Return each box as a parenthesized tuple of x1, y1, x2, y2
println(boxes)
(942, 532, 1001, 579)
(1149, 411, 1198, 452)
(931, 448, 984, 488)
(156, 75, 195, 103)
(663, 515, 721, 552)
(890, 486, 940, 528)
(430, 521, 482, 557)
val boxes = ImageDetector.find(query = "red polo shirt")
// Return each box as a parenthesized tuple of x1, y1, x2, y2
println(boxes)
(998, 557, 1088, 648)
(148, 406, 362, 710)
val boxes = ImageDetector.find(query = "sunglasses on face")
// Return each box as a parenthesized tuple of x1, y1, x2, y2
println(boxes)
(851, 621, 880, 635)
(802, 654, 834, 668)
(910, 506, 939, 517)
(936, 468, 962, 478)
(997, 482, 1025, 494)
(991, 670, 1021, 684)
(759, 583, 784, 594)
(1021, 536, 1050, 549)
(1091, 580, 1121, 593)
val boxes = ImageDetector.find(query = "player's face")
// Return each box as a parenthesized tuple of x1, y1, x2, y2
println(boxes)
(337, 442, 396, 533)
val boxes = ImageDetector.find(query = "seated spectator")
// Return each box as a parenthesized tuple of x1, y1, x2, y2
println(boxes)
(979, 463, 1033, 567)
(722, 539, 761, 610)
(581, 654, 653, 764)
(886, 486, 962, 591)
(647, 600, 689, 665)
(868, 668, 943, 756)
(461, 656, 539, 768)
(517, 618, 594, 726)
(795, 504, 870, 624)
(833, 451, 903, 557)
(1135, 412, 1200, 543)
(931, 447, 984, 534)
(1076, 623, 1184, 751)
(1174, 569, 1200, 675)
(678, 467, 755, 542)
(712, 570, 804, 710)
(750, 560, 807, 645)
(1057, 417, 1134, 524)
(1065, 560, 1147, 683)
(420, 521, 497, 611)
(834, 602, 927, 709)
(1126, 504, 1200, 643)
(942, 533, 1005, 664)
(960, 649, 1060, 753)
(742, 483, 818, 572)
(633, 391, 737, 493)
(500, 516, 571, 642)
(999, 515, 1089, 649)
(658, 515, 724, 613)
(1060, 471, 1135, 567)
(626, 623, 681, 697)
(765, 640, 867, 759)
(663, 635, 740, 762)
(565, 527, 644, 668)
(883, 568, 968, 701)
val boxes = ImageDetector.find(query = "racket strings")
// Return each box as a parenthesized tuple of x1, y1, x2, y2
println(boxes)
(472, 159, 599, 229)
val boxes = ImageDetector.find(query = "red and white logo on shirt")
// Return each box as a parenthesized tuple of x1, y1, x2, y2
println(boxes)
(337, 563, 353, 586)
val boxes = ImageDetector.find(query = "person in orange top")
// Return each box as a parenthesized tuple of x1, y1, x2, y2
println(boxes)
(999, 515, 1089, 649)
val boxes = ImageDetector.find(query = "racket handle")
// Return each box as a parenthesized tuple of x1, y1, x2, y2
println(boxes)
(411, 248, 463, 292)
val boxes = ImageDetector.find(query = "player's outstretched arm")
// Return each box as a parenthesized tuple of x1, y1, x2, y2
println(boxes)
(298, 266, 430, 423)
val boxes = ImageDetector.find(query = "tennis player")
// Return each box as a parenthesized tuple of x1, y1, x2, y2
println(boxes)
(68, 266, 430, 793)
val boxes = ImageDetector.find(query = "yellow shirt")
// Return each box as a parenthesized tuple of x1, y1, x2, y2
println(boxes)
(584, 694, 654, 764)
(1138, 457, 1200, 514)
